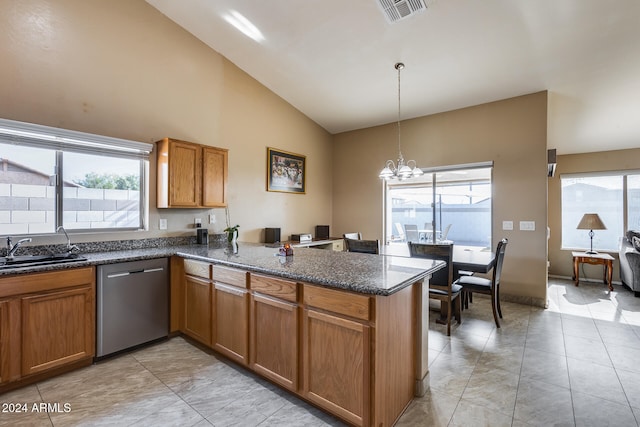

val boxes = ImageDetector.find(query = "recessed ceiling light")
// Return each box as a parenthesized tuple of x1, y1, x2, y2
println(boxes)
(223, 10, 265, 43)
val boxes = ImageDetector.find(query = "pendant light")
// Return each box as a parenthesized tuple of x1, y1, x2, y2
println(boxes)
(379, 62, 423, 180)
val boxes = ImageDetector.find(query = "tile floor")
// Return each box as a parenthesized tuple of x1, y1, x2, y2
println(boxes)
(2, 277, 640, 426)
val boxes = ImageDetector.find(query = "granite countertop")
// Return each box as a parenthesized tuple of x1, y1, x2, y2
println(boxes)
(176, 243, 444, 295)
(0, 241, 444, 296)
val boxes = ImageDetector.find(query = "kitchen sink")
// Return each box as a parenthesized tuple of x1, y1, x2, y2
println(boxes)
(0, 253, 87, 269)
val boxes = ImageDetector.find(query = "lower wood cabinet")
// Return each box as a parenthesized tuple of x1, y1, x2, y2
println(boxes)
(0, 267, 95, 391)
(212, 282, 249, 365)
(175, 258, 419, 427)
(0, 299, 10, 385)
(184, 275, 212, 346)
(21, 285, 94, 376)
(302, 306, 371, 427)
(250, 293, 298, 391)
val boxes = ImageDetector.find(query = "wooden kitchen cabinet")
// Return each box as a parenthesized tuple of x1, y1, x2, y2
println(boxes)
(249, 274, 299, 392)
(21, 285, 94, 376)
(212, 266, 249, 365)
(183, 274, 213, 347)
(0, 267, 95, 392)
(302, 285, 372, 427)
(0, 299, 10, 385)
(156, 138, 228, 208)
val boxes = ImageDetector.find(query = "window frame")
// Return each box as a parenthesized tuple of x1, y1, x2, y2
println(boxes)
(560, 170, 640, 252)
(0, 118, 152, 235)
(382, 161, 493, 247)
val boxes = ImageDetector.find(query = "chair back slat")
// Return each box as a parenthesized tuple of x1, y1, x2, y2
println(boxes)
(345, 238, 379, 254)
(408, 242, 453, 289)
(343, 232, 362, 240)
(492, 238, 508, 285)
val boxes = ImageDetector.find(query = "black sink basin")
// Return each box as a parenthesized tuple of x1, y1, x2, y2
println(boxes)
(0, 253, 87, 269)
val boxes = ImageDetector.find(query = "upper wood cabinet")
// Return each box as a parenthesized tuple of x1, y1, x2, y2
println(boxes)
(156, 138, 228, 208)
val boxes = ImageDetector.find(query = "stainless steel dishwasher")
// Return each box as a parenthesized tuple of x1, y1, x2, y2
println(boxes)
(96, 258, 169, 358)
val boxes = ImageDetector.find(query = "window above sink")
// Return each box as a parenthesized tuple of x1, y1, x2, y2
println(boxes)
(0, 118, 153, 235)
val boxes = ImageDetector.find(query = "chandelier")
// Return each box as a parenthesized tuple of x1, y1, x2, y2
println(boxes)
(379, 62, 423, 180)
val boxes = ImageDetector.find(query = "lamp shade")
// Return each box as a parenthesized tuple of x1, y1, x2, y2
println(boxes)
(576, 213, 607, 230)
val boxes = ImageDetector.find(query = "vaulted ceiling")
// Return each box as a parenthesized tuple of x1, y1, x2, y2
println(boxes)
(147, 0, 640, 155)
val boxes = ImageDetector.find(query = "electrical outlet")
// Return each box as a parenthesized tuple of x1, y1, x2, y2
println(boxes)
(519, 221, 535, 231)
(159, 219, 167, 230)
(209, 214, 216, 224)
(502, 221, 513, 231)
(194, 218, 202, 227)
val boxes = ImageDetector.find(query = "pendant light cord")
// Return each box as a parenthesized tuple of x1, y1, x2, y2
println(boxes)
(396, 62, 404, 162)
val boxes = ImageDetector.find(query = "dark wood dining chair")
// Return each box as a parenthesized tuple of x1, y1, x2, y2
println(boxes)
(454, 238, 508, 328)
(408, 242, 461, 335)
(342, 232, 362, 240)
(344, 238, 379, 254)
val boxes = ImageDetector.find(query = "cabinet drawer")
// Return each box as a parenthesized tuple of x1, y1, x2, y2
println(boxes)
(251, 274, 298, 303)
(184, 259, 211, 280)
(303, 284, 372, 321)
(213, 265, 247, 289)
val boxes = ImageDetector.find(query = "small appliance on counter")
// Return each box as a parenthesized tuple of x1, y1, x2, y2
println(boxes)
(290, 233, 312, 243)
(315, 225, 330, 239)
(265, 227, 281, 244)
(196, 227, 208, 244)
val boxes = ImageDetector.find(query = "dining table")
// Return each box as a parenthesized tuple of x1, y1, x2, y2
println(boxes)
(381, 243, 495, 275)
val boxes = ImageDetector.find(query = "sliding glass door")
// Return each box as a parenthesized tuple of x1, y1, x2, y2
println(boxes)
(385, 165, 492, 249)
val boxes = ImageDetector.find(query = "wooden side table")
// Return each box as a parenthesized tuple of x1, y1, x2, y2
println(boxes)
(572, 251, 614, 291)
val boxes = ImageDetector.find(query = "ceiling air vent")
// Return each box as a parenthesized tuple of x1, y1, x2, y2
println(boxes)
(377, 0, 427, 24)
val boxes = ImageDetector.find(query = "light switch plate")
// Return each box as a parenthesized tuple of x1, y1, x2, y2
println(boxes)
(520, 221, 535, 231)
(159, 218, 167, 230)
(502, 221, 513, 231)
(209, 214, 216, 224)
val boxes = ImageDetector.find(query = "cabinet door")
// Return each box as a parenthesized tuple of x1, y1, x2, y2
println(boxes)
(169, 139, 201, 207)
(21, 286, 94, 376)
(213, 283, 249, 365)
(0, 300, 9, 384)
(250, 293, 298, 391)
(303, 309, 370, 427)
(202, 146, 228, 207)
(183, 275, 212, 346)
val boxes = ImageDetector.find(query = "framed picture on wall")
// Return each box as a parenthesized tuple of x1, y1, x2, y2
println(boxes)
(267, 147, 306, 194)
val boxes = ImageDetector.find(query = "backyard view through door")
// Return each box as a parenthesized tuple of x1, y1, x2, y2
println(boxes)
(385, 166, 492, 250)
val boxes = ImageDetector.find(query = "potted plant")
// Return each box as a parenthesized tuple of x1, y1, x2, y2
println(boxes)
(224, 224, 239, 243)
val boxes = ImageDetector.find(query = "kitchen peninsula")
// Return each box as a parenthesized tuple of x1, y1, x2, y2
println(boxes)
(0, 241, 442, 427)
(173, 243, 443, 427)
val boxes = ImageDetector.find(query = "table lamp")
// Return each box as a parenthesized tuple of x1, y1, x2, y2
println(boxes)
(576, 213, 606, 254)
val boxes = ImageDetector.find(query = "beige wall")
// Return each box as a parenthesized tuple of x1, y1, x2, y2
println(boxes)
(0, 0, 333, 244)
(333, 92, 549, 303)
(1, 1, 550, 302)
(548, 148, 640, 282)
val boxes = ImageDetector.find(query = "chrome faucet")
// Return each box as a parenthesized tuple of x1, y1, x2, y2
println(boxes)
(6, 237, 32, 258)
(56, 226, 79, 253)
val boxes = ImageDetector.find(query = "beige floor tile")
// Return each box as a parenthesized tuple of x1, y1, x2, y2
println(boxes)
(427, 353, 476, 398)
(617, 368, 640, 410)
(449, 398, 513, 427)
(513, 378, 574, 426)
(525, 329, 566, 356)
(572, 390, 638, 427)
(395, 389, 458, 427)
(564, 334, 611, 366)
(520, 347, 570, 389)
(0, 385, 51, 427)
(460, 365, 519, 417)
(567, 357, 626, 403)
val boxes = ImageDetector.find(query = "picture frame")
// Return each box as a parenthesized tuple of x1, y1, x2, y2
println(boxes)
(267, 147, 306, 194)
